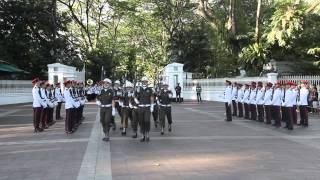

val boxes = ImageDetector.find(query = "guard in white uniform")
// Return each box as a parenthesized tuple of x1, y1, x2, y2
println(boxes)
(249, 82, 257, 121)
(256, 82, 265, 122)
(231, 82, 238, 116)
(54, 83, 64, 120)
(298, 80, 310, 127)
(243, 84, 250, 119)
(271, 81, 282, 127)
(236, 84, 244, 117)
(263, 83, 273, 124)
(282, 81, 294, 130)
(224, 80, 232, 121)
(32, 78, 44, 133)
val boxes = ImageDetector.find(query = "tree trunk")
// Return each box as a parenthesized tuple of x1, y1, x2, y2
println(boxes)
(227, 0, 236, 37)
(255, 0, 262, 43)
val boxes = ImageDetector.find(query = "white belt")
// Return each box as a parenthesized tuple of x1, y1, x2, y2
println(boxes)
(160, 104, 171, 107)
(122, 105, 130, 108)
(101, 104, 112, 107)
(138, 104, 151, 107)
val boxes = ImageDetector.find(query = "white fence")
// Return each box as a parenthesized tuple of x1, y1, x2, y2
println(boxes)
(182, 75, 320, 102)
(0, 80, 32, 105)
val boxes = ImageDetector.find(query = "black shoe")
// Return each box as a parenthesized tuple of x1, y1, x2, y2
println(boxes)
(132, 133, 137, 138)
(112, 124, 116, 131)
(140, 137, 145, 142)
(161, 127, 164, 135)
(102, 137, 109, 142)
(121, 130, 126, 136)
(155, 121, 158, 128)
(146, 137, 150, 142)
(168, 125, 172, 132)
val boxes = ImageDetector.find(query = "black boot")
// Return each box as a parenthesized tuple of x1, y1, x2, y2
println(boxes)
(168, 124, 172, 132)
(161, 127, 164, 135)
(132, 132, 137, 138)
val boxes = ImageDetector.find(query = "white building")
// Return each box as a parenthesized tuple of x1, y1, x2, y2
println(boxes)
(47, 63, 85, 86)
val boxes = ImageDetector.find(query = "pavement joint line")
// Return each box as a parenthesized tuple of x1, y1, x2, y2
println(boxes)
(109, 135, 320, 140)
(0, 138, 89, 146)
(0, 109, 21, 118)
(77, 108, 112, 180)
(183, 107, 225, 119)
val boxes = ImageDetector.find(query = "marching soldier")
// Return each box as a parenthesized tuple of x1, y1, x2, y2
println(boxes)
(298, 80, 309, 127)
(236, 83, 244, 118)
(134, 76, 154, 142)
(282, 81, 294, 130)
(32, 78, 44, 133)
(54, 83, 64, 120)
(120, 81, 134, 135)
(264, 82, 273, 124)
(249, 82, 257, 121)
(231, 82, 238, 116)
(196, 83, 202, 103)
(271, 81, 282, 127)
(224, 80, 232, 121)
(243, 84, 250, 119)
(158, 82, 173, 135)
(96, 78, 116, 141)
(256, 82, 265, 122)
(130, 82, 141, 138)
(152, 84, 160, 128)
(112, 80, 122, 130)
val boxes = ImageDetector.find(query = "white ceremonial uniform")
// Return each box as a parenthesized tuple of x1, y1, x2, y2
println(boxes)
(231, 87, 237, 101)
(237, 88, 244, 103)
(271, 88, 282, 106)
(224, 86, 232, 104)
(40, 88, 49, 108)
(32, 86, 43, 108)
(264, 89, 273, 106)
(298, 87, 309, 106)
(249, 88, 257, 105)
(243, 89, 250, 104)
(64, 88, 75, 109)
(283, 89, 294, 108)
(55, 87, 64, 102)
(256, 88, 265, 105)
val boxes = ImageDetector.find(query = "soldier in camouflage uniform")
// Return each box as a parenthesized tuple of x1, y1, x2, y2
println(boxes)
(96, 78, 116, 142)
(158, 82, 173, 135)
(134, 76, 154, 142)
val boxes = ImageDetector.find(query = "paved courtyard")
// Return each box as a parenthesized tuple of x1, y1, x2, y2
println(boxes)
(1, 101, 320, 180)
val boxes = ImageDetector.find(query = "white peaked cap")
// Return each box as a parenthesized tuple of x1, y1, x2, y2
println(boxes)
(141, 76, 148, 81)
(115, 80, 121, 84)
(103, 78, 112, 84)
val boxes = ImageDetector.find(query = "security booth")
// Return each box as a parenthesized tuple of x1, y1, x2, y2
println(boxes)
(47, 63, 85, 89)
(160, 62, 185, 102)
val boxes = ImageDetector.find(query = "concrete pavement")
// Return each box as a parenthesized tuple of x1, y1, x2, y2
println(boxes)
(0, 101, 320, 180)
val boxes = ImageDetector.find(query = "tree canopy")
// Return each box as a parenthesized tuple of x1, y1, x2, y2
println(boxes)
(0, 0, 319, 80)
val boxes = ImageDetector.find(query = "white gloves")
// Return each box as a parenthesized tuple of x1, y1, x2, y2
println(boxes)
(119, 102, 123, 107)
(112, 107, 116, 116)
(134, 98, 140, 104)
(150, 104, 154, 113)
(96, 101, 101, 106)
